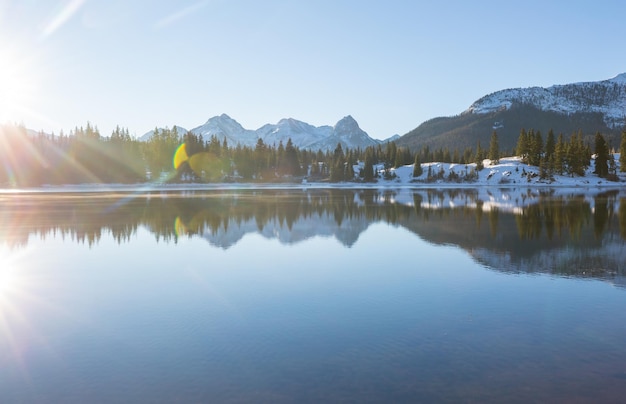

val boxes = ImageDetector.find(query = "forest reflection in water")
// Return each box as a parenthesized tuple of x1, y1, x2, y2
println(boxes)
(1, 187, 625, 279)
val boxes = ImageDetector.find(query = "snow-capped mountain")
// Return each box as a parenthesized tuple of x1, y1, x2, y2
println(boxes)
(466, 73, 626, 128)
(255, 117, 332, 149)
(139, 114, 381, 151)
(189, 114, 256, 146)
(398, 72, 626, 153)
(306, 115, 380, 151)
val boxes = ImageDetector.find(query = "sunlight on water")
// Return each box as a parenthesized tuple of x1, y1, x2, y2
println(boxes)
(0, 265, 18, 295)
(0, 247, 24, 297)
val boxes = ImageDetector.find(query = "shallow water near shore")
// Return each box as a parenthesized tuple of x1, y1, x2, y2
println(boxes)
(1, 188, 625, 402)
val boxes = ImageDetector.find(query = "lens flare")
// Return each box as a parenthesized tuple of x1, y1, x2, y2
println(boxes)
(174, 216, 188, 238)
(173, 143, 189, 170)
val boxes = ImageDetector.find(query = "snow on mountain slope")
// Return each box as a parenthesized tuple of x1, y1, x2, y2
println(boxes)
(466, 73, 626, 128)
(190, 114, 257, 146)
(307, 115, 380, 151)
(139, 114, 383, 151)
(254, 118, 333, 148)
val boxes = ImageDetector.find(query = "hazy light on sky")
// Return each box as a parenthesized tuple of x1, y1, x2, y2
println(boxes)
(40, 0, 86, 38)
(0, 0, 624, 139)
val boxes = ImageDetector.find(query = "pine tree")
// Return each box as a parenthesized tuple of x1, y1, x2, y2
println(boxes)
(567, 132, 585, 176)
(254, 138, 267, 179)
(554, 133, 566, 175)
(620, 130, 626, 172)
(516, 128, 529, 163)
(345, 158, 355, 180)
(530, 130, 543, 167)
(475, 141, 484, 171)
(330, 143, 345, 182)
(452, 149, 460, 164)
(282, 138, 300, 176)
(593, 132, 609, 178)
(413, 152, 423, 178)
(545, 129, 555, 161)
(489, 131, 500, 165)
(362, 149, 375, 182)
(386, 142, 397, 168)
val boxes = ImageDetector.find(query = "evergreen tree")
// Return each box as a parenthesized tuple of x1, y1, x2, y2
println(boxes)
(488, 131, 499, 165)
(345, 157, 355, 180)
(545, 129, 555, 161)
(452, 149, 460, 164)
(530, 130, 543, 167)
(386, 142, 397, 168)
(567, 132, 586, 176)
(282, 138, 300, 176)
(554, 133, 566, 175)
(254, 138, 269, 179)
(362, 149, 375, 182)
(475, 141, 484, 171)
(413, 153, 423, 178)
(516, 128, 529, 163)
(620, 130, 626, 172)
(330, 143, 345, 182)
(593, 132, 609, 178)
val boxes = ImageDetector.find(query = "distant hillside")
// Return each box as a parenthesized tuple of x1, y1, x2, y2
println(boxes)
(398, 73, 626, 153)
(397, 104, 616, 153)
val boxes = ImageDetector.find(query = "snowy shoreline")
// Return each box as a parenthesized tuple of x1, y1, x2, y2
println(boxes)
(1, 156, 624, 194)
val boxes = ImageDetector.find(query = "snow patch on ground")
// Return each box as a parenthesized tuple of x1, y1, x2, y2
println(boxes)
(374, 155, 625, 188)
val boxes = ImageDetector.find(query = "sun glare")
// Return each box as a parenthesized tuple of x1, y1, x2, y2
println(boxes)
(0, 246, 27, 298)
(0, 46, 40, 124)
(0, 265, 18, 295)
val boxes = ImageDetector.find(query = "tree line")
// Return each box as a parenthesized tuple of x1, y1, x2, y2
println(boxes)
(1, 123, 625, 187)
(515, 128, 626, 180)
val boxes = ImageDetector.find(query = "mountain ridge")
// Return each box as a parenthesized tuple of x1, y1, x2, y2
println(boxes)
(397, 73, 626, 152)
(139, 114, 388, 151)
(466, 73, 626, 128)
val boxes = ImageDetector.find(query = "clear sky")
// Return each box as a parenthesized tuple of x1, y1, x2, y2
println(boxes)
(1, 0, 624, 140)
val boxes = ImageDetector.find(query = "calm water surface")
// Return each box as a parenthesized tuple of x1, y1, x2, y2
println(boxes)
(1, 188, 626, 403)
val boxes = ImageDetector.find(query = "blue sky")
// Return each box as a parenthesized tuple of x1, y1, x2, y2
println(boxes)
(0, 0, 624, 139)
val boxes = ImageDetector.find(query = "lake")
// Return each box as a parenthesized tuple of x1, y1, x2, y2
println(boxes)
(1, 187, 626, 403)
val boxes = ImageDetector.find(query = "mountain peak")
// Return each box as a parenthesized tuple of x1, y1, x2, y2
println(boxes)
(328, 115, 379, 150)
(337, 115, 357, 124)
(334, 115, 360, 131)
(156, 114, 381, 151)
(205, 113, 235, 124)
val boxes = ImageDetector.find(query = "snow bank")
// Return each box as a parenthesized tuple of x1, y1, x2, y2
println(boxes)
(376, 155, 625, 188)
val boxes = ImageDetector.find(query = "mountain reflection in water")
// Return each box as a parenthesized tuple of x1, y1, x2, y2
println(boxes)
(1, 188, 625, 279)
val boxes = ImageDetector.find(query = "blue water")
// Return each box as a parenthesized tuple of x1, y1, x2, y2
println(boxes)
(0, 190, 625, 402)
